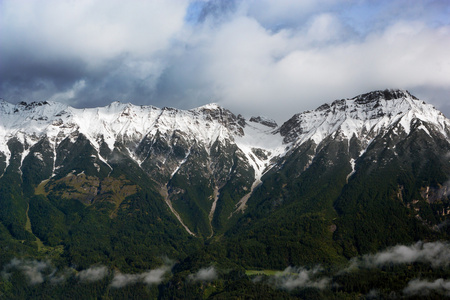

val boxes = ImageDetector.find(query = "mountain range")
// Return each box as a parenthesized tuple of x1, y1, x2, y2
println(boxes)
(1, 89, 449, 298)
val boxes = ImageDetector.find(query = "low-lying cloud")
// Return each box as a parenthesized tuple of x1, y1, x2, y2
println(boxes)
(110, 272, 142, 288)
(2, 241, 450, 295)
(1, 259, 170, 288)
(1, 258, 172, 288)
(267, 241, 450, 292)
(1, 258, 55, 285)
(403, 278, 450, 296)
(77, 265, 109, 282)
(110, 265, 171, 288)
(1, 259, 109, 285)
(272, 266, 330, 291)
(348, 241, 450, 269)
(188, 266, 218, 282)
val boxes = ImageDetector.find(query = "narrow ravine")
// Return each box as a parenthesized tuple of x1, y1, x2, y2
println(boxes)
(208, 186, 220, 221)
(233, 179, 261, 215)
(207, 186, 220, 238)
(160, 185, 196, 237)
(25, 204, 45, 251)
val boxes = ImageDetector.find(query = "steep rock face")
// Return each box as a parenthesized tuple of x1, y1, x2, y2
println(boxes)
(0, 89, 449, 242)
(249, 116, 278, 128)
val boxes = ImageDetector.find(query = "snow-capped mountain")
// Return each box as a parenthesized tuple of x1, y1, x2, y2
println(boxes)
(278, 89, 449, 148)
(0, 100, 284, 182)
(1, 89, 449, 238)
(1, 89, 447, 181)
(0, 98, 288, 237)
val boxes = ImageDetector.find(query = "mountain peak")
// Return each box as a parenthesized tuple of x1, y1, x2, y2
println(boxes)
(104, 100, 137, 111)
(107, 100, 126, 107)
(353, 89, 417, 104)
(12, 100, 51, 112)
(195, 103, 222, 110)
(189, 103, 245, 128)
(278, 89, 447, 145)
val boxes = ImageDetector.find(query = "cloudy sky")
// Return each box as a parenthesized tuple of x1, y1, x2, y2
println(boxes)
(1, 0, 449, 121)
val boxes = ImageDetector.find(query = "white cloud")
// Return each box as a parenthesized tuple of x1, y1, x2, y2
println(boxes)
(272, 266, 330, 291)
(347, 241, 450, 270)
(1, 259, 172, 288)
(188, 266, 218, 282)
(162, 8, 450, 121)
(142, 267, 170, 285)
(305, 13, 346, 43)
(222, 20, 450, 120)
(77, 265, 108, 282)
(110, 272, 141, 288)
(0, 0, 188, 64)
(1, 258, 54, 285)
(403, 278, 450, 296)
(110, 265, 171, 288)
(49, 80, 86, 103)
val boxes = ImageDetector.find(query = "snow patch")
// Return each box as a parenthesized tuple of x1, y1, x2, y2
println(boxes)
(417, 125, 431, 137)
(33, 152, 44, 161)
(346, 158, 356, 183)
(170, 149, 191, 179)
(236, 122, 285, 182)
(0, 92, 449, 194)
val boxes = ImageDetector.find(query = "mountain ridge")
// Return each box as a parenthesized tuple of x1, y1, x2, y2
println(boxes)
(1, 89, 449, 238)
(1, 89, 447, 177)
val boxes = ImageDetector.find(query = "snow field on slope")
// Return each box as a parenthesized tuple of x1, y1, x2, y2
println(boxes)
(1, 93, 449, 180)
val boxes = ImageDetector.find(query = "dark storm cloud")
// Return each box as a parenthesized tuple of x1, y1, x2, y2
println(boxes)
(1, 0, 449, 120)
(0, 0, 188, 107)
(0, 55, 87, 103)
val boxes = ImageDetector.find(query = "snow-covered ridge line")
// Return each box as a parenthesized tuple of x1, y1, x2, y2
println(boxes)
(0, 100, 235, 149)
(0, 99, 285, 181)
(277, 89, 449, 148)
(0, 89, 448, 180)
